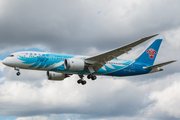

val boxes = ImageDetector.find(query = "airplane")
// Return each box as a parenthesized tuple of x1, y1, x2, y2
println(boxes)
(2, 34, 176, 85)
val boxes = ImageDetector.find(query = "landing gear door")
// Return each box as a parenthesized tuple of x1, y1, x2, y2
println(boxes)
(49, 55, 54, 62)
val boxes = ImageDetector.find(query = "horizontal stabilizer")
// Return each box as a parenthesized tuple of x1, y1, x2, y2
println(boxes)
(143, 60, 177, 69)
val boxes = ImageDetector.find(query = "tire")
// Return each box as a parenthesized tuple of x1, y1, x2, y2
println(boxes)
(82, 80, 86, 85)
(92, 75, 97, 80)
(77, 79, 82, 84)
(17, 72, 20, 76)
(87, 74, 92, 79)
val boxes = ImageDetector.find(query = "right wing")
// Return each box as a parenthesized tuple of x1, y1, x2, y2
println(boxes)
(85, 34, 159, 71)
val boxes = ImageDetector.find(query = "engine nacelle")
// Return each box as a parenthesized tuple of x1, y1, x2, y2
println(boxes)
(64, 58, 85, 70)
(47, 71, 68, 81)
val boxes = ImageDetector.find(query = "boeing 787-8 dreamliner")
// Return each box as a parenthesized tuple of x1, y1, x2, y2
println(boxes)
(2, 34, 176, 85)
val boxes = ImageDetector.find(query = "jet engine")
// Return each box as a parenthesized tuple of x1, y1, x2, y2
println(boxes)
(64, 58, 85, 70)
(47, 71, 69, 81)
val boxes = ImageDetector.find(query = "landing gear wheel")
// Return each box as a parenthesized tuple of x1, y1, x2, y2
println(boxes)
(87, 74, 92, 79)
(77, 79, 86, 85)
(92, 75, 97, 80)
(87, 74, 97, 80)
(77, 79, 82, 84)
(81, 80, 87, 85)
(16, 72, 21, 76)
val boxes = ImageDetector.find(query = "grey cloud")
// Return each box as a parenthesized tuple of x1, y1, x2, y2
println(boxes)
(0, 1, 180, 120)
(0, 77, 155, 117)
(0, 0, 180, 55)
(0, 74, 179, 120)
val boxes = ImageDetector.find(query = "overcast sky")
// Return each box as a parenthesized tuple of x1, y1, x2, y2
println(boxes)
(0, 0, 180, 120)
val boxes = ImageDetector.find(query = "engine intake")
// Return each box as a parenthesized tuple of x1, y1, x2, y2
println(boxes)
(64, 58, 85, 70)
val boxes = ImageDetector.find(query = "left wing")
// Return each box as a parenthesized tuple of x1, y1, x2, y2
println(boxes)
(85, 34, 158, 71)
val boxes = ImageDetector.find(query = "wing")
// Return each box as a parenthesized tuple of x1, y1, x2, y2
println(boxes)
(85, 34, 158, 71)
(143, 60, 177, 69)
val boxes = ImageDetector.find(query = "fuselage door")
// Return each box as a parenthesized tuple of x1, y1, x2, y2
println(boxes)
(131, 63, 135, 69)
(49, 55, 54, 62)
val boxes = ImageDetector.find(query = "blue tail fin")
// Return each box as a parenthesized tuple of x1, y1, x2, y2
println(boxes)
(135, 39, 162, 65)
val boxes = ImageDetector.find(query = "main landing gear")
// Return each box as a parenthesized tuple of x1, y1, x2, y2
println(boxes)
(77, 75, 87, 85)
(14, 67, 21, 76)
(77, 79, 87, 85)
(77, 74, 97, 85)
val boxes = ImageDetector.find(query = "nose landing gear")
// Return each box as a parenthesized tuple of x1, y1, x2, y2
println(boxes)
(14, 67, 21, 76)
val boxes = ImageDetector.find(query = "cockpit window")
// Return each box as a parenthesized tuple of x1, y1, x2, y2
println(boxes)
(8, 55, 14, 57)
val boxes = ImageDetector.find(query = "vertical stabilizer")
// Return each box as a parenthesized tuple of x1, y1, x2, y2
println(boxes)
(135, 39, 162, 65)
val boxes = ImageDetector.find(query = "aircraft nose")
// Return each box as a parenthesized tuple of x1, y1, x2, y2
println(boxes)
(2, 58, 7, 65)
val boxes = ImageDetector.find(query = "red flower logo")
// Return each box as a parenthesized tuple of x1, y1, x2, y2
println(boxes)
(147, 48, 156, 59)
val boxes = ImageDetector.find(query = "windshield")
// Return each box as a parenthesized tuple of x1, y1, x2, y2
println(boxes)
(8, 55, 14, 57)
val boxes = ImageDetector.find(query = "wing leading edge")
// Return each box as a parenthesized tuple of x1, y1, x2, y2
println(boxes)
(85, 34, 159, 71)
